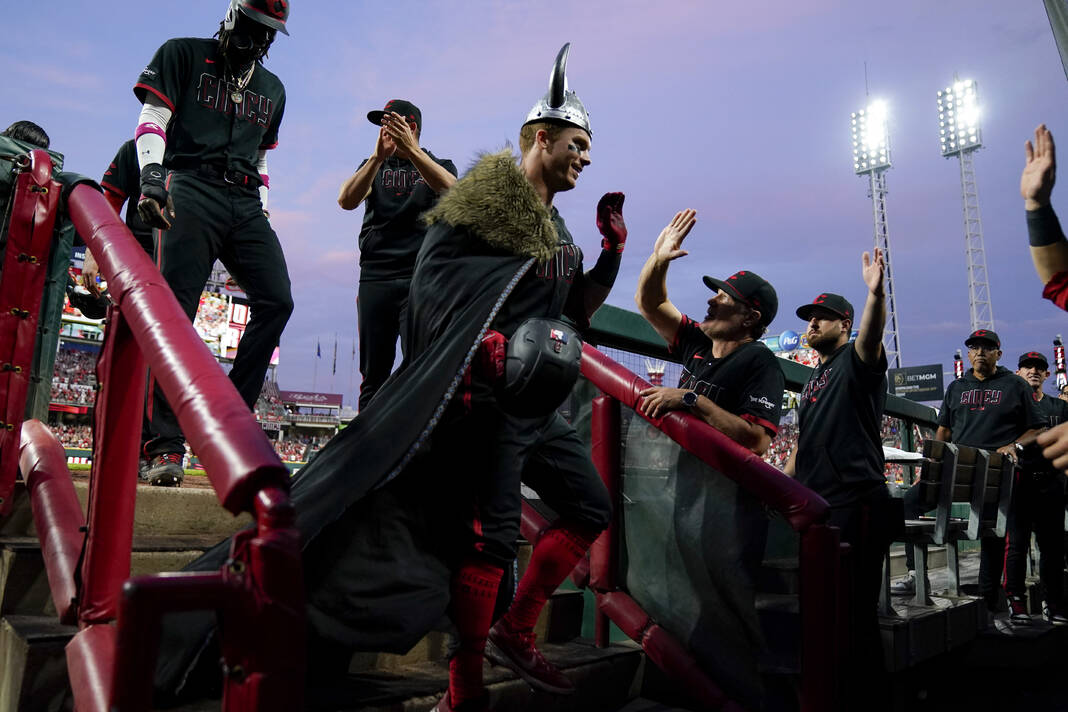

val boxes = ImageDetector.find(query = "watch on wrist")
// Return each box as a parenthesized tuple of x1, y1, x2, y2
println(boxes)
(682, 390, 698, 408)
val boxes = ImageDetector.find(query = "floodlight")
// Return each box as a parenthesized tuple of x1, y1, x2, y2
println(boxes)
(937, 79, 982, 156)
(850, 99, 891, 174)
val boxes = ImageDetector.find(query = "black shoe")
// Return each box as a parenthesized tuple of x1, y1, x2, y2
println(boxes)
(144, 453, 184, 487)
(1008, 595, 1032, 626)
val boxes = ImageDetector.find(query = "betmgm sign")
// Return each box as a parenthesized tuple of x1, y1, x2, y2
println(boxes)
(888, 364, 944, 402)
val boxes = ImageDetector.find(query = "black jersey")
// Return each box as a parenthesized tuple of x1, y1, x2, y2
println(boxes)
(357, 151, 458, 281)
(938, 366, 1044, 449)
(670, 317, 783, 436)
(796, 342, 888, 506)
(100, 140, 154, 254)
(1033, 391, 1068, 428)
(134, 38, 285, 181)
(492, 208, 585, 337)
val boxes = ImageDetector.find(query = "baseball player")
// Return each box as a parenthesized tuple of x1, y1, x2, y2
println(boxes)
(634, 210, 784, 454)
(784, 249, 893, 708)
(152, 44, 625, 711)
(337, 100, 457, 410)
(132, 0, 293, 486)
(1009, 352, 1068, 624)
(86, 139, 156, 277)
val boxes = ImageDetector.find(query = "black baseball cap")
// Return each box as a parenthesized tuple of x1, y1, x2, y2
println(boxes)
(795, 293, 854, 323)
(965, 329, 1000, 348)
(702, 271, 778, 326)
(1018, 351, 1049, 369)
(367, 99, 422, 132)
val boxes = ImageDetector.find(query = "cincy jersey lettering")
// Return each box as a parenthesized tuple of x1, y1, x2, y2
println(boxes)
(381, 167, 425, 192)
(958, 387, 1003, 409)
(534, 243, 581, 284)
(801, 366, 834, 402)
(195, 73, 273, 128)
(678, 369, 724, 402)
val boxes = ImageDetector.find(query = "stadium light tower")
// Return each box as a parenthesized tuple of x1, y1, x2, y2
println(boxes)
(937, 78, 994, 331)
(851, 99, 904, 368)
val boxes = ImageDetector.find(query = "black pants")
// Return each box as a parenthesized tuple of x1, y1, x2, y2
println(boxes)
(356, 277, 409, 410)
(829, 491, 894, 709)
(1005, 470, 1066, 605)
(144, 172, 293, 457)
(432, 402, 612, 570)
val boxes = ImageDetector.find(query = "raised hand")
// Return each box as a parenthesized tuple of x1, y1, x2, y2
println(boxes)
(374, 126, 396, 161)
(652, 209, 697, 263)
(862, 247, 885, 296)
(596, 192, 627, 252)
(1022, 124, 1056, 209)
(381, 111, 418, 159)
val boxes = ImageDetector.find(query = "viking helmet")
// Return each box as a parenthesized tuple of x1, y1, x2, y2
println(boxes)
(523, 43, 591, 136)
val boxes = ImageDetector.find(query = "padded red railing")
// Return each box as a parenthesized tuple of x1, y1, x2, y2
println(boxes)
(0, 150, 60, 517)
(580, 344, 841, 712)
(11, 175, 304, 712)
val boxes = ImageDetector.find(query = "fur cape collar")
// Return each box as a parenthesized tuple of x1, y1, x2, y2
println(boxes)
(423, 149, 558, 261)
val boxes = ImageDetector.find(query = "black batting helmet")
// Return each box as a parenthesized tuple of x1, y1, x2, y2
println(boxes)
(224, 0, 290, 36)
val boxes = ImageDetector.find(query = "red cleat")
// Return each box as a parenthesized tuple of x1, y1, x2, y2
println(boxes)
(485, 621, 574, 695)
(430, 690, 489, 711)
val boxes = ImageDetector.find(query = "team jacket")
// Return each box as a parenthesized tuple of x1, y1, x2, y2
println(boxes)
(938, 366, 1044, 449)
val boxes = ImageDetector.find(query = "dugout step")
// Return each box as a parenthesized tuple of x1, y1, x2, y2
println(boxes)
(299, 638, 644, 712)
(879, 594, 981, 672)
(0, 614, 75, 712)
(0, 479, 252, 539)
(0, 534, 222, 618)
(351, 587, 587, 673)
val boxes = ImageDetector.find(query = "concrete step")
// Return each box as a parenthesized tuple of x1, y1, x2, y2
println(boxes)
(0, 480, 251, 539)
(0, 615, 75, 712)
(614, 699, 696, 712)
(351, 587, 586, 673)
(0, 534, 219, 618)
(879, 595, 981, 673)
(300, 639, 644, 712)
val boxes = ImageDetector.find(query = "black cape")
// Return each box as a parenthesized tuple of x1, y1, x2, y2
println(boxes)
(155, 150, 560, 698)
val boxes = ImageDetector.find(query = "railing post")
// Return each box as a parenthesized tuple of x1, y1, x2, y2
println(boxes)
(799, 523, 841, 712)
(78, 308, 146, 624)
(589, 394, 621, 648)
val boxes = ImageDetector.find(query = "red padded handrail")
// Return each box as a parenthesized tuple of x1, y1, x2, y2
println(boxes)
(581, 343, 828, 532)
(18, 419, 82, 623)
(65, 184, 287, 514)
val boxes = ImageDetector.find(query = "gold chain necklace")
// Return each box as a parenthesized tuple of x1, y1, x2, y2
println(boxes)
(228, 63, 255, 104)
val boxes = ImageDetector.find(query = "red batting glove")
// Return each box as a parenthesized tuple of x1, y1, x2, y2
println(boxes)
(596, 192, 627, 253)
(475, 329, 508, 383)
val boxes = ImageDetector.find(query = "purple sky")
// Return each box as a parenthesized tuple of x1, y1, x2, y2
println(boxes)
(5, 1, 1068, 404)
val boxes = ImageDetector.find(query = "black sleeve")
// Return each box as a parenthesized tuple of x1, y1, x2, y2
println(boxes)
(133, 38, 190, 111)
(260, 87, 285, 150)
(1027, 204, 1066, 247)
(735, 350, 785, 435)
(667, 315, 710, 365)
(101, 140, 138, 200)
(938, 387, 954, 429)
(439, 158, 459, 178)
(850, 341, 888, 382)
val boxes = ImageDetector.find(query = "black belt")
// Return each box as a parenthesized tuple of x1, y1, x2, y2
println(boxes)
(184, 163, 260, 188)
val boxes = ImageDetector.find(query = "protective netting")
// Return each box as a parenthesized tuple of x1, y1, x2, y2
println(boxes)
(569, 375, 775, 709)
